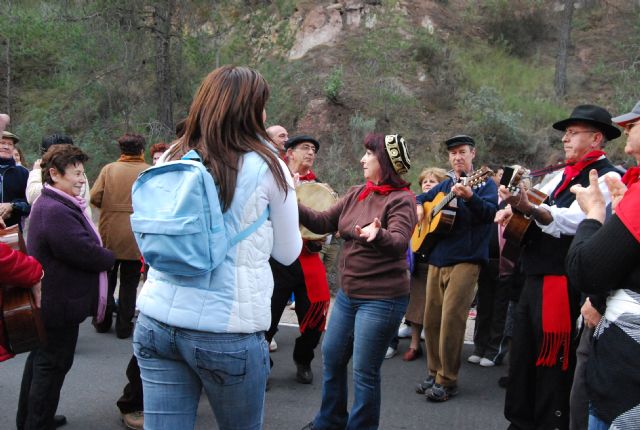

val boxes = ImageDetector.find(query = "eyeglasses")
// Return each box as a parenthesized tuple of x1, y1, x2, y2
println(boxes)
(295, 144, 317, 154)
(562, 129, 597, 138)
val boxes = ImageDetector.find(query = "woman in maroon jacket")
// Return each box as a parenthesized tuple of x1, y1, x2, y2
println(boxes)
(16, 145, 115, 430)
(300, 134, 416, 430)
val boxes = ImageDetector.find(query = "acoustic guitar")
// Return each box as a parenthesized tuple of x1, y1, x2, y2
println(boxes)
(500, 165, 549, 244)
(411, 167, 494, 254)
(0, 225, 46, 354)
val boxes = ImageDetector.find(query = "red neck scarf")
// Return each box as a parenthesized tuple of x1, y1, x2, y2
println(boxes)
(616, 181, 640, 243)
(298, 170, 317, 182)
(357, 181, 410, 201)
(622, 166, 640, 187)
(537, 275, 571, 371)
(554, 150, 606, 198)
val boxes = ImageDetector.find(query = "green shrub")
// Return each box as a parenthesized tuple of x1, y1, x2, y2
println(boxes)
(324, 66, 344, 104)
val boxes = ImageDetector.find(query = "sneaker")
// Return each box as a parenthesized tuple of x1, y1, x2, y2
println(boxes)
(269, 338, 278, 352)
(425, 384, 459, 402)
(479, 357, 495, 367)
(397, 323, 412, 338)
(289, 301, 296, 310)
(415, 375, 435, 394)
(384, 346, 397, 359)
(467, 354, 482, 364)
(296, 363, 313, 384)
(122, 411, 144, 430)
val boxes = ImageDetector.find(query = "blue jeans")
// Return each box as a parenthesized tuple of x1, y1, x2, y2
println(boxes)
(313, 290, 408, 430)
(588, 404, 610, 430)
(133, 313, 269, 430)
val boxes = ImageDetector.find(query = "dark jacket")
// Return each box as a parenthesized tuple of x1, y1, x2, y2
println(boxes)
(299, 184, 417, 299)
(416, 175, 498, 267)
(27, 187, 115, 328)
(0, 157, 30, 227)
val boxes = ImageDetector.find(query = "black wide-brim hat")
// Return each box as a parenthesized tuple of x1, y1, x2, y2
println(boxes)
(552, 104, 621, 141)
(284, 135, 320, 151)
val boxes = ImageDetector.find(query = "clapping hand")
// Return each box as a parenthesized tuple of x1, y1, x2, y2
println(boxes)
(355, 217, 381, 242)
(570, 169, 606, 223)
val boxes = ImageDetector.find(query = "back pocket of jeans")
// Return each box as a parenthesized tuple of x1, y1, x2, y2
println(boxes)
(195, 347, 247, 386)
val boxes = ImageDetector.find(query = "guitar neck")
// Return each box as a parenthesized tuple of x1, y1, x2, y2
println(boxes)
(431, 190, 456, 217)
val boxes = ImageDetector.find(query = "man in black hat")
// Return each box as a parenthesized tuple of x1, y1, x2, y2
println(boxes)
(414, 135, 498, 402)
(497, 104, 622, 429)
(266, 135, 329, 385)
(0, 130, 30, 228)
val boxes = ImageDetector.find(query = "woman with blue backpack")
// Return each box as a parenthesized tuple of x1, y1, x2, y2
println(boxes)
(132, 66, 302, 430)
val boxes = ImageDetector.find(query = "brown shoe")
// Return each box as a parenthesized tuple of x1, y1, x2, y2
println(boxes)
(122, 411, 144, 430)
(402, 347, 422, 361)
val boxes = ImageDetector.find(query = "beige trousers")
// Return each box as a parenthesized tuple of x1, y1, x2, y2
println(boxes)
(423, 263, 480, 387)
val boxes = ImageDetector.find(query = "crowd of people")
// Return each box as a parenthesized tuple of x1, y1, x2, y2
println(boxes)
(1, 66, 639, 430)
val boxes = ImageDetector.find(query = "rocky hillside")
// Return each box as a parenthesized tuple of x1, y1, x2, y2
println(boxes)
(2, 0, 639, 188)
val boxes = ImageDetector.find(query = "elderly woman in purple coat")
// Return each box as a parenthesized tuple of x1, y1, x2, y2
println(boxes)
(16, 144, 115, 430)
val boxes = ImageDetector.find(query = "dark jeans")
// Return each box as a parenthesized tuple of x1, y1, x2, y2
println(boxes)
(108, 259, 142, 335)
(473, 261, 510, 363)
(504, 276, 578, 430)
(17, 325, 79, 430)
(266, 258, 322, 366)
(116, 355, 144, 414)
(569, 326, 594, 430)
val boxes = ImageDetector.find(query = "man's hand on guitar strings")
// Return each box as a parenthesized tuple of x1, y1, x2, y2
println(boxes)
(495, 205, 513, 226)
(451, 182, 473, 201)
(355, 217, 381, 242)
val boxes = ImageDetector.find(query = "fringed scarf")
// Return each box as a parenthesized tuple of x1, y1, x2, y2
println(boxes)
(298, 243, 330, 333)
(554, 150, 606, 198)
(536, 275, 571, 370)
(358, 181, 410, 201)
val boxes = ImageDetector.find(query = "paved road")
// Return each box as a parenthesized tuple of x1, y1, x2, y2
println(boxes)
(0, 317, 509, 429)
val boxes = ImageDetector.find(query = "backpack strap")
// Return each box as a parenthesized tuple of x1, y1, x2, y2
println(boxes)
(182, 149, 270, 247)
(229, 207, 270, 247)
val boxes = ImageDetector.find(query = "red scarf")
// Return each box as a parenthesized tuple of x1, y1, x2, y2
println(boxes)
(297, 245, 330, 333)
(358, 181, 410, 201)
(554, 150, 606, 198)
(622, 166, 640, 187)
(616, 181, 640, 243)
(298, 170, 317, 182)
(536, 275, 571, 371)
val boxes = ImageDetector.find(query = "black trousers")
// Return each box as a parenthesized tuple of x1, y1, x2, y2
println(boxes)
(504, 276, 579, 430)
(473, 260, 510, 363)
(569, 325, 593, 430)
(116, 355, 144, 414)
(107, 259, 142, 334)
(16, 325, 79, 430)
(266, 258, 322, 366)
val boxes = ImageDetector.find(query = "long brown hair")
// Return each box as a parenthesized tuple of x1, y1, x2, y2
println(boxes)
(168, 66, 288, 211)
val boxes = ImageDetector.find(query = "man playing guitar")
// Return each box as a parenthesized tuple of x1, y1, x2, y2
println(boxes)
(496, 105, 622, 430)
(414, 135, 498, 402)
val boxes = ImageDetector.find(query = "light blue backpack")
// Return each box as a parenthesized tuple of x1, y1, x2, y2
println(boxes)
(130, 149, 269, 276)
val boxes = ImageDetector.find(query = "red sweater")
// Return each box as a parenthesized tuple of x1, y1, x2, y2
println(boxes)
(0, 243, 43, 361)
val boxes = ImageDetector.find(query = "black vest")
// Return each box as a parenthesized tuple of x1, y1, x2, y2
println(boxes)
(522, 158, 620, 276)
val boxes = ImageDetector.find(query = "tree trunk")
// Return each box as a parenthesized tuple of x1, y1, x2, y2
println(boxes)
(3, 0, 13, 115)
(554, 0, 574, 99)
(153, 0, 175, 135)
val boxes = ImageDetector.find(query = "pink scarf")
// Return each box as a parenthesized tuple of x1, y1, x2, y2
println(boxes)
(44, 184, 108, 322)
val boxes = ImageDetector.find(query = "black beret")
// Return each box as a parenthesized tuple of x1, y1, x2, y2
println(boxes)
(284, 135, 320, 151)
(445, 135, 475, 149)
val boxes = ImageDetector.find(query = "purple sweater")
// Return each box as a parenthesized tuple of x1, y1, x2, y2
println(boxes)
(27, 188, 115, 328)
